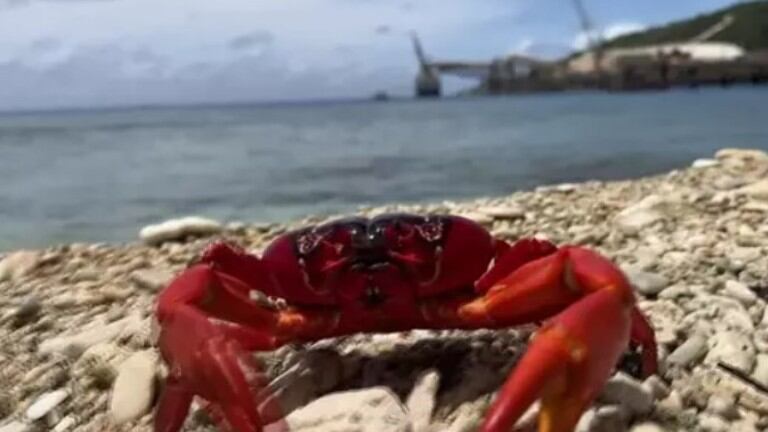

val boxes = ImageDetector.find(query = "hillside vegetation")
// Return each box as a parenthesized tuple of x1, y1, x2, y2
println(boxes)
(603, 1, 768, 51)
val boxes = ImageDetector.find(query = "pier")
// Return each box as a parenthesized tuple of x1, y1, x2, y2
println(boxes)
(411, 2, 768, 97)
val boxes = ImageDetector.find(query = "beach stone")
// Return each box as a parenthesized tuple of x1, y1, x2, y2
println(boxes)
(442, 400, 486, 432)
(0, 422, 32, 432)
(139, 216, 223, 245)
(715, 148, 768, 163)
(713, 176, 746, 190)
(629, 423, 667, 432)
(642, 375, 670, 400)
(682, 295, 753, 334)
(642, 300, 684, 345)
(614, 195, 672, 234)
(599, 372, 653, 415)
(480, 205, 524, 220)
(25, 389, 69, 421)
(692, 364, 768, 415)
(698, 413, 730, 432)
(723, 280, 758, 306)
(130, 268, 174, 292)
(591, 405, 629, 432)
(706, 394, 739, 420)
(623, 266, 668, 296)
(752, 354, 768, 387)
(38, 314, 142, 358)
(537, 183, 578, 193)
(757, 330, 768, 353)
(574, 408, 596, 432)
(667, 333, 708, 368)
(226, 221, 247, 232)
(734, 179, 768, 201)
(0, 251, 40, 282)
(729, 247, 761, 263)
(657, 284, 691, 301)
(284, 387, 410, 432)
(704, 331, 755, 373)
(405, 369, 440, 432)
(52, 416, 76, 432)
(743, 200, 768, 212)
(12, 296, 42, 327)
(109, 350, 158, 424)
(654, 390, 684, 420)
(730, 421, 759, 432)
(692, 158, 719, 168)
(0, 391, 16, 419)
(73, 342, 126, 389)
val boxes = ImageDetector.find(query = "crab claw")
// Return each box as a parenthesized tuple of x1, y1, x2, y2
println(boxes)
(480, 287, 632, 432)
(457, 246, 655, 432)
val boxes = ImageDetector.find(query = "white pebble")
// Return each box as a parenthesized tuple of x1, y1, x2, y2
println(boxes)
(705, 331, 756, 374)
(139, 216, 223, 245)
(642, 375, 670, 400)
(698, 413, 730, 432)
(405, 369, 440, 432)
(623, 266, 669, 296)
(723, 280, 758, 306)
(0, 421, 33, 432)
(667, 333, 708, 368)
(629, 422, 668, 432)
(52, 416, 76, 432)
(109, 350, 158, 424)
(591, 405, 629, 432)
(692, 158, 719, 168)
(25, 389, 69, 421)
(599, 372, 654, 416)
(752, 354, 768, 387)
(706, 394, 739, 420)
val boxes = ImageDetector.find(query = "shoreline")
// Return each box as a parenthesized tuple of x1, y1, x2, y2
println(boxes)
(2, 147, 768, 431)
(0, 150, 737, 256)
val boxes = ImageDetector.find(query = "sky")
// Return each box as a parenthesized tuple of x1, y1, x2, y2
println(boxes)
(0, 0, 744, 110)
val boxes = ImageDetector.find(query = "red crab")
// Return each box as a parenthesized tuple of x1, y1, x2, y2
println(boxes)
(153, 213, 658, 432)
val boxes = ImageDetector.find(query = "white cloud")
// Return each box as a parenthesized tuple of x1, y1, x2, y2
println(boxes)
(571, 21, 646, 50)
(508, 38, 534, 55)
(0, 0, 521, 109)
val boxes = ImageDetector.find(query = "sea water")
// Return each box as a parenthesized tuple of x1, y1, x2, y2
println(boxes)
(1, 86, 767, 250)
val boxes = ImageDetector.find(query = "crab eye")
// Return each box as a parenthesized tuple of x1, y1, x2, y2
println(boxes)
(296, 226, 334, 256)
(296, 231, 321, 256)
(415, 219, 443, 243)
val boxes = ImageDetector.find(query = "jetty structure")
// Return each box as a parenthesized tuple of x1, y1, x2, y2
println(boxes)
(411, 33, 490, 97)
(412, 1, 768, 97)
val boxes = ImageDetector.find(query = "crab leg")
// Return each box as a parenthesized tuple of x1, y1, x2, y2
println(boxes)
(456, 246, 657, 432)
(154, 260, 337, 432)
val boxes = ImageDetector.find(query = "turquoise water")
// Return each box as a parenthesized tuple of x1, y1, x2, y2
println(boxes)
(1, 87, 767, 250)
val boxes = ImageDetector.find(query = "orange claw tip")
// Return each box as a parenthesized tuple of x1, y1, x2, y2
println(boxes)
(537, 391, 590, 432)
(457, 298, 494, 326)
(479, 328, 573, 432)
(480, 325, 596, 432)
(481, 288, 633, 432)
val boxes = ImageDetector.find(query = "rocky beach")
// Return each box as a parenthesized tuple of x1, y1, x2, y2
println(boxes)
(2, 147, 768, 432)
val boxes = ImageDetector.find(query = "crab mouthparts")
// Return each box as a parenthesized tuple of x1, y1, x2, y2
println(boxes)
(361, 284, 387, 307)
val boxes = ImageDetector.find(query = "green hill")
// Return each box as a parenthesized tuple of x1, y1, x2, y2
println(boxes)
(601, 1, 768, 51)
